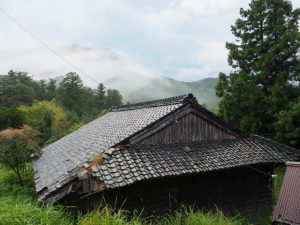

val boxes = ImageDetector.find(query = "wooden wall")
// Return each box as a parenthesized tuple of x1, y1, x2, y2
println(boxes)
(139, 113, 236, 145)
(74, 165, 274, 221)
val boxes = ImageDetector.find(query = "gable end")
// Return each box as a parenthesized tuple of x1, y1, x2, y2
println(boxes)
(128, 103, 242, 145)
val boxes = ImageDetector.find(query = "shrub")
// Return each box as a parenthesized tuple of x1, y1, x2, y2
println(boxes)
(0, 125, 40, 186)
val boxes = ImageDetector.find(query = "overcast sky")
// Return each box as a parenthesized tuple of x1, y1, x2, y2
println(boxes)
(1, 0, 300, 85)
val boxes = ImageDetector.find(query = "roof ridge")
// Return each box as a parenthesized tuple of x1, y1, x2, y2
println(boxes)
(112, 93, 197, 112)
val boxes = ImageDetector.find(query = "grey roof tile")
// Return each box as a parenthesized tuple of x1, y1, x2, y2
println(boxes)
(33, 96, 186, 199)
(91, 136, 299, 191)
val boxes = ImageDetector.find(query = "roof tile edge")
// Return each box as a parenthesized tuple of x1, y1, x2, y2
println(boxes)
(112, 93, 196, 112)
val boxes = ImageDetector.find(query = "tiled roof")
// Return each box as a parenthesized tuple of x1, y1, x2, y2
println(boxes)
(272, 162, 300, 225)
(91, 136, 299, 190)
(112, 93, 196, 112)
(33, 95, 188, 200)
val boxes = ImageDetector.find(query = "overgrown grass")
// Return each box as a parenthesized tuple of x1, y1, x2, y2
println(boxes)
(77, 207, 144, 225)
(0, 197, 72, 225)
(273, 166, 285, 201)
(157, 208, 248, 225)
(0, 166, 72, 225)
(0, 165, 287, 225)
(77, 206, 249, 225)
(0, 167, 36, 200)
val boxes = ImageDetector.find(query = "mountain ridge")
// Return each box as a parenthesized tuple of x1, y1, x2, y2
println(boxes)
(104, 76, 219, 110)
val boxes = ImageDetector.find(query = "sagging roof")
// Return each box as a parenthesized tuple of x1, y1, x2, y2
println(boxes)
(86, 135, 299, 192)
(272, 162, 300, 225)
(33, 94, 194, 201)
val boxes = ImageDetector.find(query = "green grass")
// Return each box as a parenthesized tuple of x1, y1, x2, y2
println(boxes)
(77, 207, 144, 225)
(273, 166, 286, 201)
(156, 208, 248, 225)
(0, 198, 72, 225)
(0, 167, 36, 200)
(0, 165, 287, 225)
(0, 167, 72, 225)
(76, 206, 249, 225)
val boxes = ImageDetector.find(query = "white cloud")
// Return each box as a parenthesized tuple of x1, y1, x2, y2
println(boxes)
(0, 42, 161, 87)
(179, 0, 239, 16)
(0, 0, 299, 83)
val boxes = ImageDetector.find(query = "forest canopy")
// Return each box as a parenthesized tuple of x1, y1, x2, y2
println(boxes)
(0, 70, 123, 146)
(216, 0, 300, 148)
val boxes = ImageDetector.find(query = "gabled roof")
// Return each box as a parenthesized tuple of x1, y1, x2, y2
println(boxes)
(33, 94, 195, 201)
(34, 93, 300, 203)
(89, 135, 298, 191)
(272, 162, 300, 225)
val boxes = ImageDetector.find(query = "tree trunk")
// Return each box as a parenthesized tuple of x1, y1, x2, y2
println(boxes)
(16, 166, 24, 186)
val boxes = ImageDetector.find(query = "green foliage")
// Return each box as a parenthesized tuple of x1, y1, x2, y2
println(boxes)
(0, 70, 58, 107)
(77, 207, 143, 225)
(82, 86, 98, 116)
(275, 98, 300, 147)
(57, 73, 123, 118)
(0, 71, 36, 107)
(99, 108, 109, 117)
(95, 83, 106, 111)
(0, 167, 71, 225)
(0, 70, 123, 134)
(123, 77, 219, 111)
(45, 79, 57, 100)
(34, 80, 47, 101)
(18, 100, 71, 144)
(273, 166, 286, 201)
(0, 107, 25, 130)
(57, 72, 86, 116)
(216, 0, 300, 137)
(77, 206, 249, 225)
(159, 208, 247, 225)
(0, 126, 40, 186)
(0, 198, 72, 225)
(106, 89, 123, 108)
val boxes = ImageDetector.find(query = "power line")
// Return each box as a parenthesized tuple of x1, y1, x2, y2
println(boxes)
(0, 7, 100, 85)
(245, 164, 273, 177)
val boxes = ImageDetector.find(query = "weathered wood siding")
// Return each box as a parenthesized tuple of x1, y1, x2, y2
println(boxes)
(76, 165, 273, 221)
(140, 113, 236, 144)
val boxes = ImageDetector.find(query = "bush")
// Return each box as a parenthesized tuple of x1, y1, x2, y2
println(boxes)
(0, 125, 40, 186)
(0, 107, 25, 130)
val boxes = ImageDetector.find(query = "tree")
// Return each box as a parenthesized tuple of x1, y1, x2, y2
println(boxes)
(216, 0, 300, 137)
(34, 80, 47, 101)
(46, 78, 57, 100)
(18, 100, 70, 142)
(81, 86, 98, 117)
(0, 70, 37, 106)
(275, 98, 300, 147)
(106, 89, 123, 108)
(0, 107, 25, 130)
(95, 83, 106, 111)
(0, 125, 40, 186)
(57, 72, 85, 116)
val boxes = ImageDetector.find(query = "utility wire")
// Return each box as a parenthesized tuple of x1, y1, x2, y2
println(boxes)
(245, 164, 273, 177)
(236, 141, 274, 177)
(0, 7, 100, 85)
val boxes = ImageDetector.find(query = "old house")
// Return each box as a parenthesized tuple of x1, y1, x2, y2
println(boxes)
(272, 162, 300, 225)
(33, 94, 299, 218)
